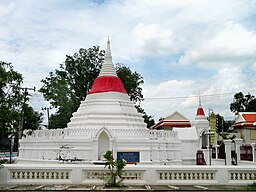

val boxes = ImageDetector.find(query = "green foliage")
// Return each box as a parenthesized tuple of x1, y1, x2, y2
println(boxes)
(39, 46, 105, 129)
(116, 63, 144, 103)
(0, 61, 42, 151)
(216, 114, 235, 133)
(247, 182, 256, 190)
(217, 132, 236, 147)
(230, 92, 256, 114)
(0, 61, 23, 150)
(0, 159, 8, 168)
(103, 150, 126, 187)
(136, 105, 155, 128)
(218, 132, 236, 140)
(23, 104, 43, 130)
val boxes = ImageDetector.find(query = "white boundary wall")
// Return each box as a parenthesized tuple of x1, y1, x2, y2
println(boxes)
(1, 164, 256, 185)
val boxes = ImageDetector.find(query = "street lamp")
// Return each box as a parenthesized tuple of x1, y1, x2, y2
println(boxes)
(8, 134, 14, 164)
(206, 128, 215, 165)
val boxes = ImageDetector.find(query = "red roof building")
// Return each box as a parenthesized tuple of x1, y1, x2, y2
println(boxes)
(233, 112, 256, 144)
(151, 111, 191, 130)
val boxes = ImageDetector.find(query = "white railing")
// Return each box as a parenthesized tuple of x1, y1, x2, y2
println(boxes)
(84, 170, 144, 180)
(230, 172, 256, 180)
(1, 165, 256, 185)
(22, 128, 178, 141)
(158, 171, 215, 180)
(10, 170, 70, 180)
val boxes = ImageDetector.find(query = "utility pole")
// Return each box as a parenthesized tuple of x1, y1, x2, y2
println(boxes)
(42, 107, 52, 128)
(18, 87, 35, 140)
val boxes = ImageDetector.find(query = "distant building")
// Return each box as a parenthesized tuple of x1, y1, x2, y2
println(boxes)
(233, 112, 256, 144)
(151, 111, 191, 130)
(151, 97, 210, 164)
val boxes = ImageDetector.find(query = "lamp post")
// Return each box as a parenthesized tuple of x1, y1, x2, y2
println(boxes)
(206, 128, 214, 165)
(8, 134, 13, 164)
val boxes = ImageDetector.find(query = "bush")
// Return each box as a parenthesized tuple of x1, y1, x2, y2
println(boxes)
(103, 151, 126, 187)
(0, 159, 8, 168)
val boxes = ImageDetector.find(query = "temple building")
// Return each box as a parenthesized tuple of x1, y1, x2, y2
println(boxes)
(233, 112, 256, 144)
(151, 111, 191, 130)
(19, 40, 183, 165)
(151, 97, 210, 164)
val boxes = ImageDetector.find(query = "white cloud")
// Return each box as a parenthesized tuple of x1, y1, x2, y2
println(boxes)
(181, 94, 198, 108)
(143, 79, 195, 98)
(252, 63, 256, 72)
(179, 22, 256, 66)
(141, 79, 196, 120)
(132, 23, 174, 55)
(1, 0, 256, 121)
(0, 1, 16, 18)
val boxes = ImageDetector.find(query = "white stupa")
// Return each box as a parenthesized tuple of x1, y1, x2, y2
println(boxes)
(192, 96, 209, 149)
(67, 39, 146, 130)
(19, 39, 182, 165)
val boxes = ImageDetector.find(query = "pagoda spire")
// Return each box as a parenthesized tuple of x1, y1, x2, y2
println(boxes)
(99, 38, 117, 77)
(199, 92, 202, 107)
(196, 92, 205, 116)
(88, 38, 127, 95)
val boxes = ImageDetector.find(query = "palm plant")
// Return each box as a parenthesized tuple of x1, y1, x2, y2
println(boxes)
(103, 151, 126, 187)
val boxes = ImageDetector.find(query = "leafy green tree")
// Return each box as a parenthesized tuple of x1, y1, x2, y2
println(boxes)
(116, 64, 144, 103)
(40, 46, 105, 129)
(0, 61, 23, 150)
(103, 150, 126, 187)
(23, 104, 44, 130)
(40, 46, 154, 129)
(215, 114, 234, 133)
(230, 92, 256, 114)
(0, 61, 42, 151)
(136, 105, 155, 128)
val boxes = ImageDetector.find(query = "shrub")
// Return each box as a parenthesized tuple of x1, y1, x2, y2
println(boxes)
(103, 151, 126, 187)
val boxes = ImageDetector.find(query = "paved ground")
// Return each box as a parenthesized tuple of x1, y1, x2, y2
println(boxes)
(0, 184, 255, 191)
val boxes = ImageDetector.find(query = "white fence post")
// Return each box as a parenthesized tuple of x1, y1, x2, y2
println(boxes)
(0, 166, 7, 184)
(215, 167, 229, 184)
(251, 143, 256, 162)
(234, 138, 243, 164)
(224, 140, 232, 165)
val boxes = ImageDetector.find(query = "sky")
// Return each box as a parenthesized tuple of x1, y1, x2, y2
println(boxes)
(1, 0, 256, 123)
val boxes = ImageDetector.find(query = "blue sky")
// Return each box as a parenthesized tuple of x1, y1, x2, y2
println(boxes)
(1, 0, 256, 123)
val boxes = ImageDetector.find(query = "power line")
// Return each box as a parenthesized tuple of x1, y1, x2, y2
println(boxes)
(18, 87, 36, 156)
(143, 89, 256, 102)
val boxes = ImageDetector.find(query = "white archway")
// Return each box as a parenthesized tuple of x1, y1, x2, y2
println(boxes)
(199, 129, 208, 149)
(98, 131, 110, 160)
(201, 131, 208, 149)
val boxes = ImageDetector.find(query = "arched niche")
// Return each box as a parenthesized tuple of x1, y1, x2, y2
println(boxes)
(98, 131, 110, 160)
(199, 129, 209, 149)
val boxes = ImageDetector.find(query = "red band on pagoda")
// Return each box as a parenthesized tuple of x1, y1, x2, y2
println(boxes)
(88, 76, 127, 94)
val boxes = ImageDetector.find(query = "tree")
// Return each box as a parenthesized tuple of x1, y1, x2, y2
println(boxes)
(0, 61, 42, 152)
(0, 61, 23, 151)
(40, 46, 105, 129)
(23, 104, 44, 130)
(40, 46, 154, 129)
(136, 105, 155, 128)
(116, 64, 144, 103)
(230, 92, 256, 114)
(216, 114, 235, 133)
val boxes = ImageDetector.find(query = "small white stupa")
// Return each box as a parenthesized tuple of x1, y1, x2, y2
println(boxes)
(19, 39, 182, 165)
(192, 96, 209, 149)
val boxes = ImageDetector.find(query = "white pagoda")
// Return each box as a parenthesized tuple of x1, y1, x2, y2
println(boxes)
(19, 39, 182, 165)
